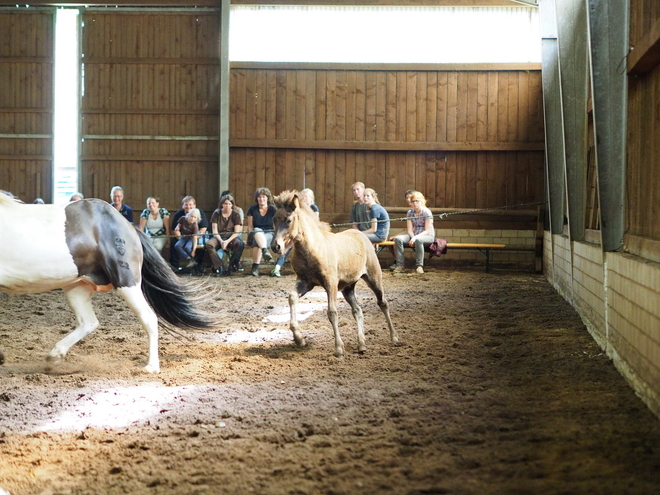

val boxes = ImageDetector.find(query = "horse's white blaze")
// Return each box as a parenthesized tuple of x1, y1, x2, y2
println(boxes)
(0, 203, 78, 293)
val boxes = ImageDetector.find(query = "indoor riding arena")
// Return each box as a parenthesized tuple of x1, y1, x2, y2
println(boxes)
(2, 1, 660, 494)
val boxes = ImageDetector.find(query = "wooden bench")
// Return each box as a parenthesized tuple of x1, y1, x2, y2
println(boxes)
(374, 240, 507, 272)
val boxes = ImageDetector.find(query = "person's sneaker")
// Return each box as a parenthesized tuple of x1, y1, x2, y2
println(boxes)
(262, 248, 273, 262)
(213, 267, 224, 276)
(415, 265, 424, 274)
(271, 266, 281, 277)
(186, 258, 197, 268)
(392, 265, 405, 273)
(251, 264, 260, 277)
(389, 263, 400, 271)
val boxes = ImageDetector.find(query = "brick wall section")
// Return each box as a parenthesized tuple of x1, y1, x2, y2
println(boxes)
(434, 228, 536, 267)
(572, 241, 606, 347)
(545, 233, 660, 418)
(606, 252, 660, 415)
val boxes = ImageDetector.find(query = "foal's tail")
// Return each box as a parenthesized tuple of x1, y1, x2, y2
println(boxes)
(137, 231, 215, 331)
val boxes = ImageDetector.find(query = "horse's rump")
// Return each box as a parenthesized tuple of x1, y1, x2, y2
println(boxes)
(64, 199, 143, 288)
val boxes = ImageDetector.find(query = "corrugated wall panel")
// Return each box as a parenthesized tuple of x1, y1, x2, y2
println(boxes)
(0, 10, 53, 202)
(80, 10, 220, 213)
(229, 67, 545, 220)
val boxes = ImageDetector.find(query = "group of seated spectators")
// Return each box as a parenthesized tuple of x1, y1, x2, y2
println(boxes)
(31, 181, 434, 276)
(350, 182, 435, 274)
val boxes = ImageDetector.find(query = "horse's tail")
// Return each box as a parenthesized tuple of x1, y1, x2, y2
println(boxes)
(137, 230, 215, 331)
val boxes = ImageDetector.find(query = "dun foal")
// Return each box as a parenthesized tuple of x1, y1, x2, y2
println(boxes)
(271, 190, 398, 357)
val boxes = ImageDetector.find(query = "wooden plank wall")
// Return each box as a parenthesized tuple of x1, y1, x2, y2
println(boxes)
(628, 0, 660, 240)
(80, 10, 220, 213)
(228, 66, 545, 223)
(0, 9, 53, 202)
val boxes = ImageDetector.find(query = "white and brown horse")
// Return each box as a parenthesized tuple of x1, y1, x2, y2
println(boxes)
(271, 190, 398, 357)
(0, 193, 213, 372)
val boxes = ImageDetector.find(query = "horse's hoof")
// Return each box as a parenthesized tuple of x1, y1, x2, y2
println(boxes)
(358, 347, 367, 354)
(0, 350, 4, 365)
(144, 365, 160, 373)
(46, 353, 63, 364)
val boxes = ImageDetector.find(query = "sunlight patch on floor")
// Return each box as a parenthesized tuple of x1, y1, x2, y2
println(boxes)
(262, 289, 341, 324)
(38, 384, 205, 432)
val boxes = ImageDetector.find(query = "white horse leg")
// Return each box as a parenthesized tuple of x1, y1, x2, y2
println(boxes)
(342, 285, 366, 353)
(289, 279, 314, 347)
(326, 289, 345, 358)
(48, 282, 99, 363)
(116, 285, 161, 373)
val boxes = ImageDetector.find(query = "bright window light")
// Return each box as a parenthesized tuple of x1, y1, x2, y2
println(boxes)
(230, 6, 541, 63)
(53, 9, 80, 205)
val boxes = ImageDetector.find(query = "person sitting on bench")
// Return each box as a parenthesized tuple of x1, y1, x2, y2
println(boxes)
(390, 191, 435, 275)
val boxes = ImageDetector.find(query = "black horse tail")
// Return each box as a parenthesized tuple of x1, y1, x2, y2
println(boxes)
(137, 230, 215, 331)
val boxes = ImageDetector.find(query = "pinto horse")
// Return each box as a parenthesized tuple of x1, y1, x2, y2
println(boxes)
(271, 190, 398, 357)
(0, 193, 213, 372)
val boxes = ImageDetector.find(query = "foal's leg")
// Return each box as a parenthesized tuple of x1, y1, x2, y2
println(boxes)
(48, 282, 99, 363)
(363, 272, 399, 345)
(342, 284, 367, 354)
(324, 282, 345, 358)
(289, 279, 315, 347)
(116, 285, 161, 373)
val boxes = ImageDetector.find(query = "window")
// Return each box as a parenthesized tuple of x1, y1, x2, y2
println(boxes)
(230, 6, 541, 64)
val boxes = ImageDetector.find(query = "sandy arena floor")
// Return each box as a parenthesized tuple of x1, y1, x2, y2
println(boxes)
(1, 263, 660, 494)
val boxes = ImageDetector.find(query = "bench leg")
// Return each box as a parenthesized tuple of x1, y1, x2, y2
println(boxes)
(476, 248, 491, 272)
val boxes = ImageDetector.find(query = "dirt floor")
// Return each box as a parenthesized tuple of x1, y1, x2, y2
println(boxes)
(1, 260, 660, 495)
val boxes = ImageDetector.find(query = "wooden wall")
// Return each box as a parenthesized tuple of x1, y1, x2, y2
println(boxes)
(228, 65, 545, 223)
(0, 8, 545, 224)
(0, 9, 53, 202)
(80, 10, 220, 213)
(628, 0, 660, 240)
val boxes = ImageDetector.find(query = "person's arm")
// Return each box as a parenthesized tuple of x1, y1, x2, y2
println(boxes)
(212, 222, 221, 241)
(138, 216, 147, 233)
(191, 225, 199, 255)
(421, 217, 434, 237)
(364, 214, 377, 235)
(222, 224, 242, 249)
(350, 204, 360, 230)
(406, 219, 416, 247)
(247, 214, 254, 232)
(163, 215, 171, 245)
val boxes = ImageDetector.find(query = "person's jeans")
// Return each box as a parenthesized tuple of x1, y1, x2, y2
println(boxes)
(365, 232, 387, 243)
(174, 238, 194, 263)
(394, 233, 435, 266)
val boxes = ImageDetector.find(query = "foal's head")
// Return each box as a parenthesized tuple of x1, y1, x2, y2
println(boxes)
(271, 190, 327, 255)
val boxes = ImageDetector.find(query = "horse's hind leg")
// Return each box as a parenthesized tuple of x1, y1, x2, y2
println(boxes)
(342, 284, 367, 354)
(363, 273, 399, 345)
(48, 282, 99, 363)
(289, 279, 315, 347)
(116, 285, 160, 373)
